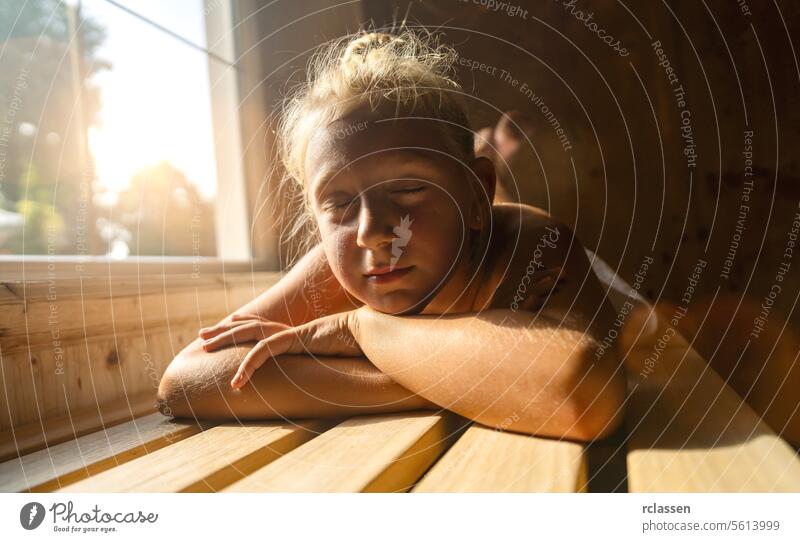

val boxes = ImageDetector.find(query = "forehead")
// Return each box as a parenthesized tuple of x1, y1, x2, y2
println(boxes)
(305, 106, 461, 195)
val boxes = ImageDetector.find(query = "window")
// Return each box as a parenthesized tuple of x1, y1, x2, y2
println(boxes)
(0, 0, 251, 268)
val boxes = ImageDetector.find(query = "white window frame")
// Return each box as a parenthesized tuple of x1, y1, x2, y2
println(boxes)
(206, 0, 251, 263)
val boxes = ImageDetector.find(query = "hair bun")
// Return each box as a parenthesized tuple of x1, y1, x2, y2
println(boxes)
(341, 32, 403, 66)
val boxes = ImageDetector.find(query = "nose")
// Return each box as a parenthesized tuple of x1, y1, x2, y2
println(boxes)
(355, 194, 397, 251)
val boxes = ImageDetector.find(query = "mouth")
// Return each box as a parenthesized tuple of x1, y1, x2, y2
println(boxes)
(364, 265, 414, 284)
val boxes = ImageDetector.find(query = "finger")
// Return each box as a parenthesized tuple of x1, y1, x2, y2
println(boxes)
(229, 336, 287, 389)
(198, 318, 250, 339)
(199, 327, 225, 339)
(474, 126, 495, 156)
(231, 312, 266, 322)
(536, 268, 566, 294)
(230, 342, 267, 389)
(198, 324, 222, 339)
(204, 321, 292, 352)
(202, 322, 260, 352)
(229, 328, 306, 389)
(532, 274, 556, 293)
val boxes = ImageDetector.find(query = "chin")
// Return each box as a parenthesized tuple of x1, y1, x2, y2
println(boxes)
(364, 291, 431, 316)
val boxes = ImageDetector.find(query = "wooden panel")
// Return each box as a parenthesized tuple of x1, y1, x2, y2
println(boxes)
(0, 272, 280, 431)
(0, 278, 278, 354)
(0, 329, 188, 431)
(0, 390, 158, 462)
(57, 420, 327, 492)
(622, 308, 800, 491)
(224, 411, 466, 492)
(0, 413, 213, 492)
(412, 424, 587, 492)
(0, 272, 279, 303)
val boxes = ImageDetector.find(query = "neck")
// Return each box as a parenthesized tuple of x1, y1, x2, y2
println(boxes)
(419, 253, 486, 315)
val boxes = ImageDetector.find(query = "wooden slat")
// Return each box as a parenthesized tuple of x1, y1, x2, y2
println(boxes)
(0, 284, 273, 354)
(0, 413, 213, 492)
(0, 272, 279, 432)
(622, 307, 800, 491)
(224, 411, 466, 492)
(57, 420, 328, 492)
(1, 332, 191, 432)
(412, 424, 587, 492)
(0, 272, 280, 303)
(0, 391, 158, 462)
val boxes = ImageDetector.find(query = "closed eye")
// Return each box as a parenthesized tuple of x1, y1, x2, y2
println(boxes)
(321, 197, 356, 211)
(393, 186, 426, 194)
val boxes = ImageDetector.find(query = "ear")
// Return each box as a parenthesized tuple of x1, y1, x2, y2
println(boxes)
(467, 156, 496, 230)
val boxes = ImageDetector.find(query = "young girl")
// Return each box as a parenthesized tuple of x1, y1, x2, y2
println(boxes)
(157, 31, 626, 441)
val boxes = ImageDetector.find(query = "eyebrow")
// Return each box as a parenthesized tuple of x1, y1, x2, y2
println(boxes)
(310, 149, 441, 201)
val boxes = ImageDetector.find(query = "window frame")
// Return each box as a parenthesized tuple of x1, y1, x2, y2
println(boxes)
(0, 0, 278, 279)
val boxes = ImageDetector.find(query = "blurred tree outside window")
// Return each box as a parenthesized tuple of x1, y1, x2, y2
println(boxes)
(0, 0, 222, 258)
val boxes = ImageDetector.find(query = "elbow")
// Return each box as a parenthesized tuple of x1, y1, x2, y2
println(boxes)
(570, 397, 626, 442)
(156, 349, 200, 419)
(561, 336, 628, 442)
(156, 364, 208, 420)
(156, 370, 182, 419)
(500, 341, 627, 442)
(476, 375, 627, 442)
(156, 338, 198, 418)
(155, 338, 255, 420)
(569, 370, 627, 442)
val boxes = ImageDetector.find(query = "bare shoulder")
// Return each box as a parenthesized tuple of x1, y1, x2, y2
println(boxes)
(480, 203, 612, 337)
(487, 202, 578, 277)
(491, 202, 557, 233)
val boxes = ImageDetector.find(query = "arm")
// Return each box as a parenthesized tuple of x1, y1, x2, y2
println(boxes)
(352, 306, 626, 441)
(157, 244, 421, 419)
(171, 236, 567, 423)
(221, 242, 362, 327)
(157, 337, 438, 420)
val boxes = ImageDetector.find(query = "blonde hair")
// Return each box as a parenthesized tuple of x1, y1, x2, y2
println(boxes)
(275, 29, 487, 268)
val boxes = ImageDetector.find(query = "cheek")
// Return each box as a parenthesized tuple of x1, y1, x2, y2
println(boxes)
(321, 228, 360, 284)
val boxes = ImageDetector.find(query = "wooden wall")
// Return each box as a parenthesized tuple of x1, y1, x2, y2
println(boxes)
(242, 0, 800, 344)
(0, 273, 279, 432)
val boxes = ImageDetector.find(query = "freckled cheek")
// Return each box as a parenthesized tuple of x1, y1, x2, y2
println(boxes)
(322, 229, 362, 286)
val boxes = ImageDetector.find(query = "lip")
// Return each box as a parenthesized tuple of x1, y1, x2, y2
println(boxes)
(364, 266, 414, 284)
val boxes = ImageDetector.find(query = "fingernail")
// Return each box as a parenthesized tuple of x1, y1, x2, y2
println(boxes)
(231, 374, 241, 387)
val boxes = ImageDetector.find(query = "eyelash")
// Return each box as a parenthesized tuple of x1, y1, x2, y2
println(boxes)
(327, 194, 360, 210)
(331, 200, 353, 210)
(327, 187, 426, 210)
(396, 187, 426, 195)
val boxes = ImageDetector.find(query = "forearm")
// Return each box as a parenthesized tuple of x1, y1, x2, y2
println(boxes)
(353, 307, 626, 440)
(157, 337, 436, 420)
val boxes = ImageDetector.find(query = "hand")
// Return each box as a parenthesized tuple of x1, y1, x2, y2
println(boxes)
(509, 265, 564, 312)
(227, 310, 363, 390)
(199, 313, 292, 352)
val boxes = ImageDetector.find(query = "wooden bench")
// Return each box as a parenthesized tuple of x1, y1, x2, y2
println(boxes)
(3, 309, 799, 493)
(2, 269, 799, 492)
